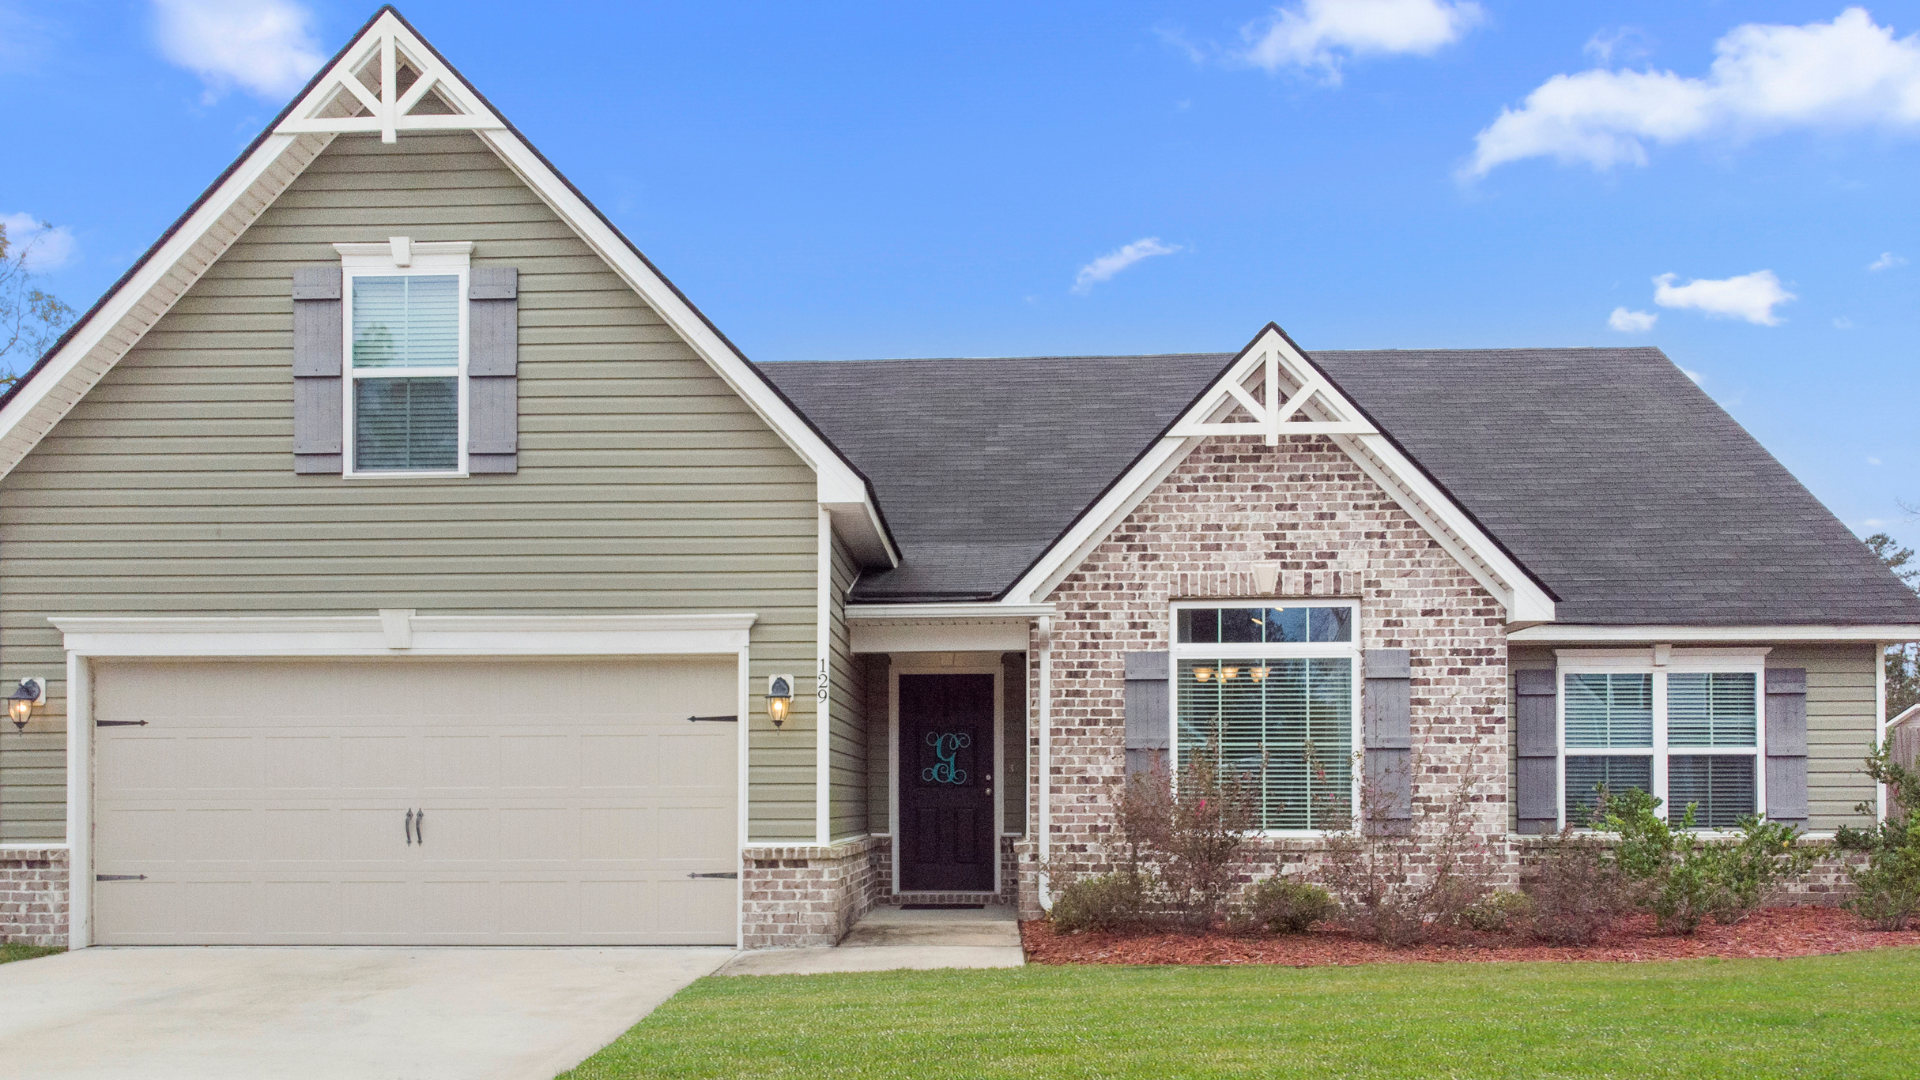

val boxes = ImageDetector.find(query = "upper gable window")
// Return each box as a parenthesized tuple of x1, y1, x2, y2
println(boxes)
(335, 240, 472, 477)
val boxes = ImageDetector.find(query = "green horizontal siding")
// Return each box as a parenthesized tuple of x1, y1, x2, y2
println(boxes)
(0, 131, 823, 842)
(828, 535, 868, 841)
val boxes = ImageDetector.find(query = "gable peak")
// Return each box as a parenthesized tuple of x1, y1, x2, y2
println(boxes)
(1170, 325, 1376, 445)
(276, 8, 503, 145)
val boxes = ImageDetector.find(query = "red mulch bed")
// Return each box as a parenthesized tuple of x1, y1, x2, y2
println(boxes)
(1020, 906, 1920, 966)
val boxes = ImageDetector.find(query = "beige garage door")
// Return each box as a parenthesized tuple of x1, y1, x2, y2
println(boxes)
(91, 656, 739, 945)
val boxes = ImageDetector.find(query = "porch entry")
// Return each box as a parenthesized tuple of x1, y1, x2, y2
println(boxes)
(897, 673, 996, 892)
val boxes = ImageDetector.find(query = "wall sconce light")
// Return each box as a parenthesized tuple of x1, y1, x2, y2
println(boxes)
(766, 674, 794, 728)
(7, 677, 44, 733)
(1192, 667, 1214, 683)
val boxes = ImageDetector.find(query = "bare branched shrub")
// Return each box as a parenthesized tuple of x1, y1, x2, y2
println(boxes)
(1521, 828, 1630, 945)
(1315, 754, 1497, 945)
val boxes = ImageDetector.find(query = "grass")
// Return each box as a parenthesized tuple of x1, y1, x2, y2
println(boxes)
(0, 943, 60, 965)
(561, 948, 1920, 1080)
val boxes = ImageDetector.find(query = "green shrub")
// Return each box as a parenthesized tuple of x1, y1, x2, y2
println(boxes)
(1459, 890, 1534, 933)
(1593, 787, 1807, 935)
(1049, 871, 1151, 934)
(1835, 745, 1920, 930)
(1238, 877, 1337, 934)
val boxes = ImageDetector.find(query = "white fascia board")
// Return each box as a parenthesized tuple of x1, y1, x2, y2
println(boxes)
(0, 132, 322, 481)
(1005, 323, 1555, 621)
(51, 613, 758, 658)
(470, 128, 892, 565)
(1511, 624, 1920, 644)
(1337, 431, 1556, 623)
(1005, 433, 1198, 604)
(848, 602, 1057, 621)
(851, 620, 1033, 654)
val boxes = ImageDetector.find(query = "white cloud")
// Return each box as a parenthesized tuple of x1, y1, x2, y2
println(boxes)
(1585, 27, 1652, 66)
(1865, 517, 1887, 527)
(1869, 251, 1907, 270)
(1240, 0, 1483, 82)
(1653, 270, 1795, 326)
(1467, 8, 1920, 176)
(1, 213, 76, 271)
(1608, 306, 1657, 332)
(1073, 238, 1181, 294)
(1682, 368, 1705, 385)
(152, 0, 324, 100)
(1834, 315, 1854, 329)
(1869, 456, 1884, 465)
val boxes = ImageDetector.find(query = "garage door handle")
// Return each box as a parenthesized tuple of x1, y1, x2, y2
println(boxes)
(415, 808, 424, 846)
(405, 808, 415, 845)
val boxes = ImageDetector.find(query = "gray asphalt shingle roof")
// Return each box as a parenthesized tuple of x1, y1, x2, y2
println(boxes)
(760, 347, 1920, 625)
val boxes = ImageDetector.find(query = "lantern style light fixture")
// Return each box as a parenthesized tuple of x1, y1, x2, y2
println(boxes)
(766, 674, 795, 728)
(7, 677, 44, 733)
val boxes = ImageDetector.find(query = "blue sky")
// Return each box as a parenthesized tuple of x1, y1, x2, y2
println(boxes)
(4, 1, 1918, 558)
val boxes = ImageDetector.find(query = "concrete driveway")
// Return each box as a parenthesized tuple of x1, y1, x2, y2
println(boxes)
(0, 946, 732, 1080)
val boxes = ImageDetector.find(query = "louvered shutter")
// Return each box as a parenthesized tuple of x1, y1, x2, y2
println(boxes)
(291, 267, 343, 474)
(1515, 668, 1559, 834)
(1362, 649, 1412, 834)
(467, 267, 519, 474)
(1765, 667, 1809, 826)
(1124, 651, 1169, 776)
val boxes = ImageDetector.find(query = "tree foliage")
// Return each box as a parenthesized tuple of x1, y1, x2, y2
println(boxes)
(1866, 533, 1920, 717)
(0, 220, 77, 385)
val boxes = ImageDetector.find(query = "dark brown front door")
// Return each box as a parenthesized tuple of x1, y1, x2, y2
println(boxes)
(898, 673, 996, 892)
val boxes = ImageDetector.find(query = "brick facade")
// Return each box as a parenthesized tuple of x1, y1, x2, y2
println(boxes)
(741, 835, 1022, 948)
(1, 846, 68, 947)
(1022, 433, 1511, 916)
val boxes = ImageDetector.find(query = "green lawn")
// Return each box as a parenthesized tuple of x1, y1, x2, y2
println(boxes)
(562, 949, 1920, 1080)
(0, 943, 60, 965)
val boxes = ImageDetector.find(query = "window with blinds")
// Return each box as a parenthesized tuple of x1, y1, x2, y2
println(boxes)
(1172, 604, 1358, 832)
(1558, 661, 1763, 831)
(348, 273, 462, 473)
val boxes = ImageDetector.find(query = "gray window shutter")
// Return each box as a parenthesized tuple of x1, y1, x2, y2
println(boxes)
(1363, 649, 1412, 833)
(291, 267, 343, 474)
(467, 267, 518, 474)
(1124, 651, 1169, 777)
(1765, 667, 1809, 825)
(1515, 668, 1558, 834)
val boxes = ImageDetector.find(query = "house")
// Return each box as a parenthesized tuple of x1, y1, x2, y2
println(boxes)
(2, 8, 1917, 952)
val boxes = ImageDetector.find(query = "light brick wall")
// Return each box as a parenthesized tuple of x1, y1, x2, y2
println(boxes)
(1023, 433, 1511, 915)
(1, 846, 68, 947)
(741, 836, 887, 948)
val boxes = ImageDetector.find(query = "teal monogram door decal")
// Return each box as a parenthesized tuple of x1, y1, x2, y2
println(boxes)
(921, 731, 971, 784)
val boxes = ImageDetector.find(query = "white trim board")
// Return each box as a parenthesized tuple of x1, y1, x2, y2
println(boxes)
(1512, 624, 1920, 644)
(0, 9, 896, 569)
(1001, 325, 1556, 624)
(49, 612, 758, 657)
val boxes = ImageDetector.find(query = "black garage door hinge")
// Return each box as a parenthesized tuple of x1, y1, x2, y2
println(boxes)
(687, 872, 738, 880)
(96, 720, 148, 727)
(687, 715, 738, 723)
(96, 874, 147, 881)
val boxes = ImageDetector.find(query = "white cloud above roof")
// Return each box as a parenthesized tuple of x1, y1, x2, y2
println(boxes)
(1869, 251, 1907, 271)
(1467, 8, 1920, 176)
(152, 0, 324, 100)
(1608, 306, 1657, 332)
(1653, 270, 1795, 326)
(1072, 238, 1181, 295)
(1240, 0, 1483, 82)
(1, 213, 76, 271)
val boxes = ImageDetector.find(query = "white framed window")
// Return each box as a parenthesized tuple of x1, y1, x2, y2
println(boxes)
(336, 240, 473, 477)
(1556, 649, 1768, 831)
(1169, 601, 1361, 834)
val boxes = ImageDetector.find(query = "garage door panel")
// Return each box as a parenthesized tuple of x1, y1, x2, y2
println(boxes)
(94, 656, 739, 946)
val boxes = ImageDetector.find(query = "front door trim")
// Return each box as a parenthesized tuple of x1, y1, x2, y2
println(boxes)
(887, 652, 1003, 897)
(56, 612, 757, 950)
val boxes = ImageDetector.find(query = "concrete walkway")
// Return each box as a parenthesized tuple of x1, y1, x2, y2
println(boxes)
(720, 905, 1025, 975)
(0, 945, 732, 1080)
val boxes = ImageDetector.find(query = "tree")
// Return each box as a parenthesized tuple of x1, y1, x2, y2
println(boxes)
(0, 220, 77, 386)
(1867, 533, 1920, 716)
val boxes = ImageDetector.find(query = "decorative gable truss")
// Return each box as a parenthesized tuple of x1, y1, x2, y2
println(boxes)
(1004, 324, 1557, 623)
(276, 14, 503, 144)
(0, 7, 896, 567)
